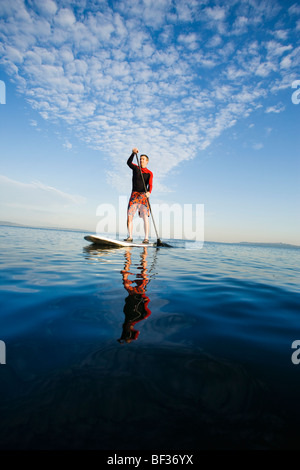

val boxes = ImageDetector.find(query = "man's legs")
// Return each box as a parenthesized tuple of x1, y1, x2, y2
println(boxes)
(127, 215, 133, 239)
(126, 203, 149, 241)
(143, 214, 149, 240)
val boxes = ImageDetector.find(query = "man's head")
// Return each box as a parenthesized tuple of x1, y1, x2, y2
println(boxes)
(140, 154, 149, 168)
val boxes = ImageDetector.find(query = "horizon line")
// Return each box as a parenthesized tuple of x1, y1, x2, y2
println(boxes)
(0, 220, 299, 248)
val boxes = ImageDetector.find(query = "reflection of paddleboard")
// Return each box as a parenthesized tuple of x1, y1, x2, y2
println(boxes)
(84, 235, 155, 248)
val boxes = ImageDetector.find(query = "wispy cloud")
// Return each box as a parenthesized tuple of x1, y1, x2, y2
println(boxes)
(63, 140, 72, 150)
(253, 143, 264, 150)
(265, 103, 286, 113)
(0, 0, 299, 192)
(0, 174, 86, 207)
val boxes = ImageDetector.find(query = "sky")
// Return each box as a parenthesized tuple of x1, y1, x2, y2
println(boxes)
(0, 0, 299, 244)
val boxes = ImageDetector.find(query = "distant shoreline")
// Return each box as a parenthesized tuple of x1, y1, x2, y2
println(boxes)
(0, 221, 90, 234)
(0, 221, 299, 249)
(238, 241, 300, 249)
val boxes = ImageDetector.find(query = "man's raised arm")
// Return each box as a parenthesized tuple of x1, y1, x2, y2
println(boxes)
(127, 147, 139, 168)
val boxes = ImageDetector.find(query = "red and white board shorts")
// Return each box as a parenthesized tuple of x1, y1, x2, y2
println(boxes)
(127, 191, 150, 218)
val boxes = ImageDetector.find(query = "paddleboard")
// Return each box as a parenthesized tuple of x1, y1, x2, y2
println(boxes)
(84, 235, 155, 248)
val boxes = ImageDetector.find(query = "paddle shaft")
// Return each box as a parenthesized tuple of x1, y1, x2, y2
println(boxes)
(134, 153, 161, 242)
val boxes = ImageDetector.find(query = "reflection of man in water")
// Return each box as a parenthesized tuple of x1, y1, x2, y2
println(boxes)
(118, 247, 151, 343)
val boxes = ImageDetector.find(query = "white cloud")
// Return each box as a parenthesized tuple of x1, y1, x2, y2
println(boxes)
(0, 0, 298, 193)
(63, 141, 72, 150)
(253, 143, 263, 150)
(288, 4, 300, 16)
(178, 33, 199, 47)
(173, 0, 202, 23)
(33, 0, 58, 17)
(265, 103, 285, 113)
(266, 40, 293, 57)
(231, 15, 249, 34)
(206, 34, 222, 47)
(0, 174, 86, 207)
(205, 6, 227, 21)
(272, 30, 289, 41)
(54, 8, 76, 28)
(270, 73, 298, 93)
(255, 61, 276, 77)
(280, 55, 293, 69)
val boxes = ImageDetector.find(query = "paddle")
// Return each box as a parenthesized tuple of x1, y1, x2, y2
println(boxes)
(135, 152, 172, 247)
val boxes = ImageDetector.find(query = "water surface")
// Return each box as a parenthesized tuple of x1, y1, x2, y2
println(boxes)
(0, 225, 299, 449)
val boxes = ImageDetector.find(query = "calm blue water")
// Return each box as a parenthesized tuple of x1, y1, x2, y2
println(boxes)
(0, 225, 299, 450)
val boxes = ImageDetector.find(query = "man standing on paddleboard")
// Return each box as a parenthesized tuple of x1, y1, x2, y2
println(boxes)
(124, 147, 153, 244)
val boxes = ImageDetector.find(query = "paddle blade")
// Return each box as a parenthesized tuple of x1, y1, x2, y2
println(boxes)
(156, 239, 172, 247)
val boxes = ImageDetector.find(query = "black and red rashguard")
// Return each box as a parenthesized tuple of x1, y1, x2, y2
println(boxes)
(127, 153, 153, 194)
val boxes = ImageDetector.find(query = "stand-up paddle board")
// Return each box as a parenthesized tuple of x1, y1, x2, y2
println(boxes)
(84, 235, 156, 248)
